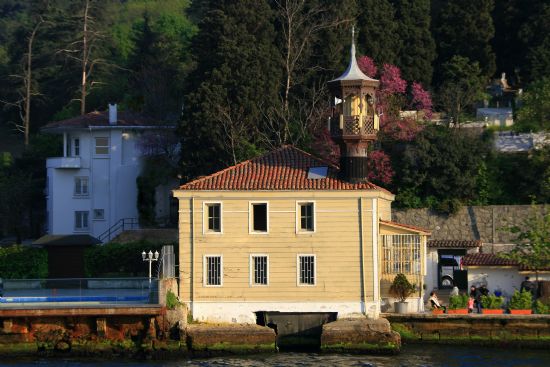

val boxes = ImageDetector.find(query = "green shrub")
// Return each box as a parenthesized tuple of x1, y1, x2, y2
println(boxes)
(84, 241, 169, 277)
(0, 245, 48, 279)
(449, 294, 469, 309)
(166, 290, 180, 310)
(480, 294, 504, 309)
(535, 300, 550, 314)
(389, 273, 416, 302)
(509, 290, 533, 310)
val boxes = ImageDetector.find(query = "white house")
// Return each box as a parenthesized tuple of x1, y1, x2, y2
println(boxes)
(42, 105, 175, 242)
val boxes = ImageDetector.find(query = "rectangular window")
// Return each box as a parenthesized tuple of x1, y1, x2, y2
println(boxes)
(206, 203, 221, 232)
(73, 138, 80, 156)
(381, 235, 421, 275)
(251, 202, 268, 233)
(298, 202, 315, 232)
(251, 255, 268, 285)
(204, 255, 222, 286)
(74, 211, 89, 231)
(74, 177, 89, 196)
(298, 255, 316, 285)
(95, 137, 109, 155)
(93, 209, 104, 220)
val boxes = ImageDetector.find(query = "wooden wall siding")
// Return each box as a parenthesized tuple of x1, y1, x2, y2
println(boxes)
(176, 192, 386, 303)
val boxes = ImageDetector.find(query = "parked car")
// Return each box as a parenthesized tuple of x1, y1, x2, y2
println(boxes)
(440, 257, 459, 287)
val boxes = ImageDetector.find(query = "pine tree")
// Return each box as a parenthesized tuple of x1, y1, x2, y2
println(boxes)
(392, 0, 435, 87)
(180, 0, 281, 179)
(433, 0, 496, 82)
(357, 0, 400, 65)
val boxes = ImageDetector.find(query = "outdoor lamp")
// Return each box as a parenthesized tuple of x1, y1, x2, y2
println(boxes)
(142, 251, 146, 261)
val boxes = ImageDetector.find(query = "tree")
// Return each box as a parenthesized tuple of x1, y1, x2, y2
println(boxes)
(512, 1, 550, 83)
(433, 0, 495, 81)
(58, 0, 111, 115)
(437, 56, 485, 125)
(0, 15, 44, 146)
(268, 0, 350, 146)
(392, 0, 435, 87)
(356, 0, 400, 65)
(389, 126, 491, 213)
(515, 77, 550, 132)
(500, 206, 550, 281)
(180, 0, 281, 178)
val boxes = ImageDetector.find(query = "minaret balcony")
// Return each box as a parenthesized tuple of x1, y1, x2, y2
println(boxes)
(330, 115, 378, 141)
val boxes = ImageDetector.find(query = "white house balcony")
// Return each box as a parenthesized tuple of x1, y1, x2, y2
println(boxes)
(47, 157, 81, 169)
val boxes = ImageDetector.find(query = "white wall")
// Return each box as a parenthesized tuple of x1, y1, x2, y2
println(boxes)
(189, 301, 379, 324)
(47, 128, 147, 240)
(467, 267, 550, 300)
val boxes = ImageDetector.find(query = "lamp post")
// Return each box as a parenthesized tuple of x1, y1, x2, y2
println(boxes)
(142, 250, 159, 283)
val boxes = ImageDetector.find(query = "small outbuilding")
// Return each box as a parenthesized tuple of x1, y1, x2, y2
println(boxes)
(33, 234, 101, 279)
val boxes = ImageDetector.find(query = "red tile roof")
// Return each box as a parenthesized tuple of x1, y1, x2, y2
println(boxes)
(380, 219, 431, 234)
(428, 239, 481, 248)
(42, 111, 162, 130)
(178, 145, 391, 192)
(462, 253, 517, 267)
(462, 253, 550, 271)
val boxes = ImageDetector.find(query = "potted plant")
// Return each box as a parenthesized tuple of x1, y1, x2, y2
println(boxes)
(481, 294, 505, 314)
(448, 294, 469, 314)
(389, 273, 417, 314)
(509, 290, 533, 314)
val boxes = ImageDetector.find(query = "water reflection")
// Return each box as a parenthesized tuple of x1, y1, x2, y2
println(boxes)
(1, 345, 549, 367)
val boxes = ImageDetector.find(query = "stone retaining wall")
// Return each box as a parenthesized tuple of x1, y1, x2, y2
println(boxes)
(392, 205, 549, 243)
(387, 314, 550, 347)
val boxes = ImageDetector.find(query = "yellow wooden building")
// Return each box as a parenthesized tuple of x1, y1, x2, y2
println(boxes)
(173, 29, 430, 323)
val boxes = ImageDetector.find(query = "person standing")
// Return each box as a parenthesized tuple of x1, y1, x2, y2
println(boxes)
(470, 285, 482, 313)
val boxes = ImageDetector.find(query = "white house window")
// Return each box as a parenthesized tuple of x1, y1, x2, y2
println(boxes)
(298, 255, 316, 285)
(73, 138, 80, 156)
(250, 202, 268, 233)
(251, 255, 268, 285)
(95, 137, 109, 155)
(298, 202, 315, 232)
(204, 255, 222, 286)
(205, 203, 221, 233)
(381, 234, 421, 275)
(74, 211, 89, 231)
(93, 209, 105, 220)
(74, 177, 89, 196)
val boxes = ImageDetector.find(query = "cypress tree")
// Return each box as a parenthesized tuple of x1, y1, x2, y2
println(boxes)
(433, 0, 496, 82)
(180, 0, 281, 179)
(392, 0, 435, 87)
(357, 0, 400, 65)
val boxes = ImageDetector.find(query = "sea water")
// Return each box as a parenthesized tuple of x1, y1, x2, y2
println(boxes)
(0, 345, 548, 367)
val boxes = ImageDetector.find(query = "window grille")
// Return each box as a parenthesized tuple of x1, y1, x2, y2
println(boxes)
(299, 203, 314, 231)
(299, 255, 315, 285)
(381, 234, 421, 275)
(207, 204, 221, 232)
(252, 255, 268, 285)
(205, 256, 222, 286)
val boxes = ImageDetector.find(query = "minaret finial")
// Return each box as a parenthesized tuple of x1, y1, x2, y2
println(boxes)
(351, 26, 356, 59)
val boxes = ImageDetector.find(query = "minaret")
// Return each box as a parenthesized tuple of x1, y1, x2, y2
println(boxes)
(328, 27, 380, 183)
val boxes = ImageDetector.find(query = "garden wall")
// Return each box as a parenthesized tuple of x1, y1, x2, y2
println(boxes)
(392, 205, 549, 244)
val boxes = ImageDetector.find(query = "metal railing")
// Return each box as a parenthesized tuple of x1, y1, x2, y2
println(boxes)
(98, 218, 139, 243)
(0, 277, 158, 305)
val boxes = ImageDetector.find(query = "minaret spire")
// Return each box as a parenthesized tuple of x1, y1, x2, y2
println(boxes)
(327, 27, 381, 183)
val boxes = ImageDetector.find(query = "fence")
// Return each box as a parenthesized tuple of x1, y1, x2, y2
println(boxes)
(0, 277, 158, 305)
